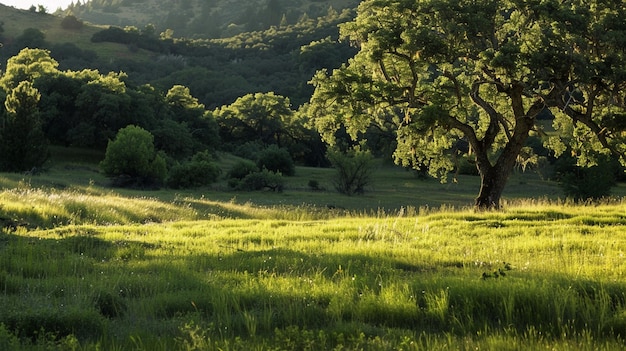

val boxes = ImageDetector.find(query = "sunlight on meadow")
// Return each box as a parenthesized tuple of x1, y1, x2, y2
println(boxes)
(1, 186, 626, 350)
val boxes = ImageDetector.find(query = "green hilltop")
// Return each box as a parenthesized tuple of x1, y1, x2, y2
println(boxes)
(59, 0, 360, 39)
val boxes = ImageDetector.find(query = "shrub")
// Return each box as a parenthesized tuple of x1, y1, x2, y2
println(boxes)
(554, 154, 616, 200)
(100, 125, 166, 188)
(232, 141, 264, 160)
(228, 160, 259, 180)
(326, 147, 375, 195)
(308, 179, 321, 191)
(0, 324, 19, 350)
(257, 145, 295, 176)
(166, 152, 221, 189)
(61, 15, 83, 30)
(238, 169, 284, 192)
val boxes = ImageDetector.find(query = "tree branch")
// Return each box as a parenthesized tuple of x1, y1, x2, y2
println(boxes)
(545, 80, 621, 157)
(442, 70, 462, 107)
(470, 79, 507, 145)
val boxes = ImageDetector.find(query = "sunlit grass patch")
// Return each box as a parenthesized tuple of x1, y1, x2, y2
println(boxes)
(0, 186, 201, 229)
(1, 186, 626, 349)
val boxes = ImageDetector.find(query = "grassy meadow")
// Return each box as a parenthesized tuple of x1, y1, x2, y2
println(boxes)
(1, 148, 626, 350)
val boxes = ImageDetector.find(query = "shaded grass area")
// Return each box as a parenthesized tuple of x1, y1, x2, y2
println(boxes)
(1, 202, 626, 349)
(0, 146, 569, 223)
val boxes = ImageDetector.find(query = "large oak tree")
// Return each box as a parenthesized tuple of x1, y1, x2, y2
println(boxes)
(307, 0, 626, 209)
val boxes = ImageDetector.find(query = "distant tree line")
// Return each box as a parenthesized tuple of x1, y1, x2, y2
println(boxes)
(0, 8, 356, 110)
(64, 0, 358, 39)
(0, 48, 327, 187)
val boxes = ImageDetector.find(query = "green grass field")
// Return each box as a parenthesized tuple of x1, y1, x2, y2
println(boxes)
(1, 149, 626, 350)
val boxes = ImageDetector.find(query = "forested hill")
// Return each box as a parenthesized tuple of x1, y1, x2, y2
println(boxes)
(61, 0, 360, 39)
(1, 1, 358, 108)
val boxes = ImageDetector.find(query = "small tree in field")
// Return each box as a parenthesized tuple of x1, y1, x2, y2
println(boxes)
(327, 147, 375, 195)
(100, 125, 166, 188)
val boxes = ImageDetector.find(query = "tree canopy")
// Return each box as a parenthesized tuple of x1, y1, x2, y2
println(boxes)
(308, 0, 626, 209)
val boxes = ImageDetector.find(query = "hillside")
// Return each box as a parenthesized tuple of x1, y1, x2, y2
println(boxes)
(0, 4, 151, 62)
(0, 2, 358, 108)
(62, 0, 360, 39)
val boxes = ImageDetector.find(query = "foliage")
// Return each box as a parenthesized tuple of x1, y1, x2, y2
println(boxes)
(0, 81, 49, 172)
(227, 159, 259, 180)
(216, 92, 296, 148)
(0, 48, 59, 91)
(232, 140, 264, 160)
(0, 49, 219, 156)
(166, 151, 222, 189)
(257, 145, 295, 176)
(0, 7, 359, 166)
(60, 15, 83, 30)
(237, 168, 284, 192)
(67, 0, 357, 39)
(226, 158, 287, 191)
(554, 154, 616, 201)
(99, 125, 166, 187)
(72, 71, 133, 148)
(326, 147, 375, 195)
(216, 92, 329, 165)
(151, 119, 196, 159)
(307, 0, 626, 209)
(456, 156, 480, 177)
(12, 28, 47, 53)
(83, 8, 356, 108)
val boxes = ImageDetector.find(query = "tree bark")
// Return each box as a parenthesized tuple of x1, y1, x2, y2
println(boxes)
(474, 163, 512, 210)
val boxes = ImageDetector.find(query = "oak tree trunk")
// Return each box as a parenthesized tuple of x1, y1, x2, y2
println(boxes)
(475, 166, 510, 210)
(473, 118, 536, 209)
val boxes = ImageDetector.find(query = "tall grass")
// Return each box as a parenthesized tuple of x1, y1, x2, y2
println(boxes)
(1, 187, 626, 349)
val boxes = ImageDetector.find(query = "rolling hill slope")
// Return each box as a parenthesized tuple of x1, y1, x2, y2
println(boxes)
(62, 0, 360, 39)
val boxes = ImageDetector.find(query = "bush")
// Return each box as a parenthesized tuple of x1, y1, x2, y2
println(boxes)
(61, 15, 83, 30)
(554, 154, 616, 200)
(228, 160, 259, 180)
(257, 145, 295, 176)
(166, 152, 221, 189)
(308, 179, 322, 191)
(232, 141, 264, 160)
(326, 147, 375, 195)
(100, 125, 166, 188)
(238, 169, 284, 192)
